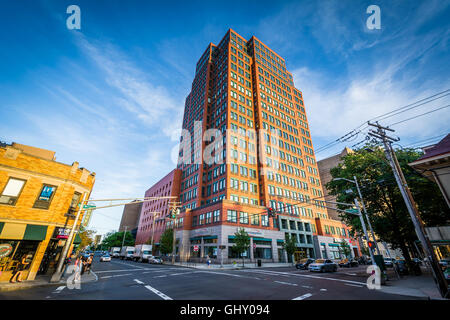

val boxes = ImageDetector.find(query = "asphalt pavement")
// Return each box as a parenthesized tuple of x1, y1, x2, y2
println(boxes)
(0, 256, 425, 300)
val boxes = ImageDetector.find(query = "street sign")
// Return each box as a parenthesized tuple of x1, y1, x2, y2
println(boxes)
(345, 208, 359, 214)
(83, 204, 96, 209)
(193, 245, 199, 252)
(253, 243, 257, 249)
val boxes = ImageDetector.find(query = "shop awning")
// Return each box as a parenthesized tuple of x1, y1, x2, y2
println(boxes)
(228, 236, 236, 240)
(202, 236, 217, 240)
(23, 225, 48, 241)
(277, 239, 284, 243)
(253, 237, 272, 242)
(0, 222, 26, 239)
(328, 243, 340, 247)
(73, 234, 82, 244)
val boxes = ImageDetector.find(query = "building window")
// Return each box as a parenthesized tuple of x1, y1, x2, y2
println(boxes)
(205, 212, 212, 224)
(251, 214, 259, 225)
(261, 215, 269, 227)
(0, 177, 26, 206)
(213, 210, 220, 223)
(68, 192, 81, 213)
(33, 184, 57, 209)
(239, 212, 248, 224)
(192, 216, 198, 227)
(227, 210, 237, 223)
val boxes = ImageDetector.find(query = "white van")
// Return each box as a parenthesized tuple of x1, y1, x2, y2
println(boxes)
(120, 246, 135, 260)
(133, 244, 153, 262)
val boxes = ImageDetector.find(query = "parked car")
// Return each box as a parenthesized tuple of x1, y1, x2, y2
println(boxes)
(100, 254, 111, 262)
(309, 259, 338, 272)
(149, 256, 163, 264)
(383, 258, 396, 267)
(338, 258, 359, 268)
(412, 258, 422, 265)
(295, 258, 315, 270)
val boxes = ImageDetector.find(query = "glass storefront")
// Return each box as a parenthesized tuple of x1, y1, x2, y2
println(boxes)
(0, 240, 39, 273)
(254, 247, 272, 259)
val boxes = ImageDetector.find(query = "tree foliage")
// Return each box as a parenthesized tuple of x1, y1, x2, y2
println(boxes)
(282, 234, 297, 263)
(233, 227, 250, 266)
(160, 228, 174, 255)
(77, 226, 95, 251)
(326, 145, 449, 265)
(339, 239, 352, 259)
(100, 230, 135, 249)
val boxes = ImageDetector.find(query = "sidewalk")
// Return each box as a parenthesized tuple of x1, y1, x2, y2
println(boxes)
(0, 263, 97, 292)
(379, 269, 447, 300)
(171, 262, 292, 269)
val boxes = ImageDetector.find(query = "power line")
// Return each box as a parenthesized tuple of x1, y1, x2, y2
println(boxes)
(314, 89, 450, 154)
(388, 104, 450, 127)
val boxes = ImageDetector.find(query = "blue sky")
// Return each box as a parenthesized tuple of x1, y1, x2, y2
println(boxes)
(1, 0, 449, 236)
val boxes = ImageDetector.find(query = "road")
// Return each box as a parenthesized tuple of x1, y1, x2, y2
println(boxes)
(0, 256, 424, 300)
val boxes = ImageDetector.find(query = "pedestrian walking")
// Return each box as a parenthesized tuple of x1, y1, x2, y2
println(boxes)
(10, 253, 31, 283)
(86, 254, 94, 274)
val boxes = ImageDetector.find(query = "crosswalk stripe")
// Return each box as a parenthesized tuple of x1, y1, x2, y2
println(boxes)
(292, 293, 313, 300)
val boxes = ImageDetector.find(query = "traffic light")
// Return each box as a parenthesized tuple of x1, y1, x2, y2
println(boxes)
(368, 241, 376, 250)
(267, 207, 275, 218)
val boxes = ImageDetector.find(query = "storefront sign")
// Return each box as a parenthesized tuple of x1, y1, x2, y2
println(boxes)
(193, 245, 199, 252)
(53, 227, 71, 239)
(0, 243, 13, 258)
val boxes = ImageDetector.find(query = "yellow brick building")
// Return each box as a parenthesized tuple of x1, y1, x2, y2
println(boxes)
(0, 142, 95, 282)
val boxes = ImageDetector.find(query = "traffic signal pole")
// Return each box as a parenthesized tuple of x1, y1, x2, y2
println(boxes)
(51, 192, 87, 282)
(368, 121, 449, 298)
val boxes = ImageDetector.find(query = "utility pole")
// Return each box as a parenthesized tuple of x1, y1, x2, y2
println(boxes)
(168, 202, 181, 265)
(368, 121, 449, 298)
(150, 212, 161, 255)
(51, 192, 87, 282)
(121, 226, 128, 248)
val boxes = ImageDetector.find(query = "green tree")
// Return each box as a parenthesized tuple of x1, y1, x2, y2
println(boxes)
(339, 239, 352, 259)
(160, 228, 174, 255)
(233, 227, 250, 267)
(77, 226, 95, 252)
(101, 230, 134, 249)
(282, 234, 298, 264)
(326, 145, 449, 269)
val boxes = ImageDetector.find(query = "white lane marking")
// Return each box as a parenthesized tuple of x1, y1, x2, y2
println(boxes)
(292, 293, 313, 300)
(274, 281, 298, 286)
(154, 275, 167, 278)
(100, 273, 132, 279)
(95, 268, 149, 274)
(345, 273, 357, 276)
(320, 289, 327, 291)
(134, 279, 144, 284)
(302, 285, 313, 289)
(345, 284, 364, 288)
(238, 269, 367, 286)
(196, 270, 262, 280)
(144, 285, 173, 300)
(52, 286, 66, 293)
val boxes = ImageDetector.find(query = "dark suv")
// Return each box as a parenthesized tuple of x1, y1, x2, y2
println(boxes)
(295, 258, 315, 270)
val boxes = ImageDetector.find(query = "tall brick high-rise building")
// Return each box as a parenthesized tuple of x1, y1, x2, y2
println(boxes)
(138, 29, 360, 262)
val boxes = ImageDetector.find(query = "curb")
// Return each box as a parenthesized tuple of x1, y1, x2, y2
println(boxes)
(0, 271, 98, 292)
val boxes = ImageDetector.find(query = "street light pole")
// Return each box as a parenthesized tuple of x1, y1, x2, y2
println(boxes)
(51, 192, 87, 282)
(353, 176, 382, 256)
(354, 199, 376, 266)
